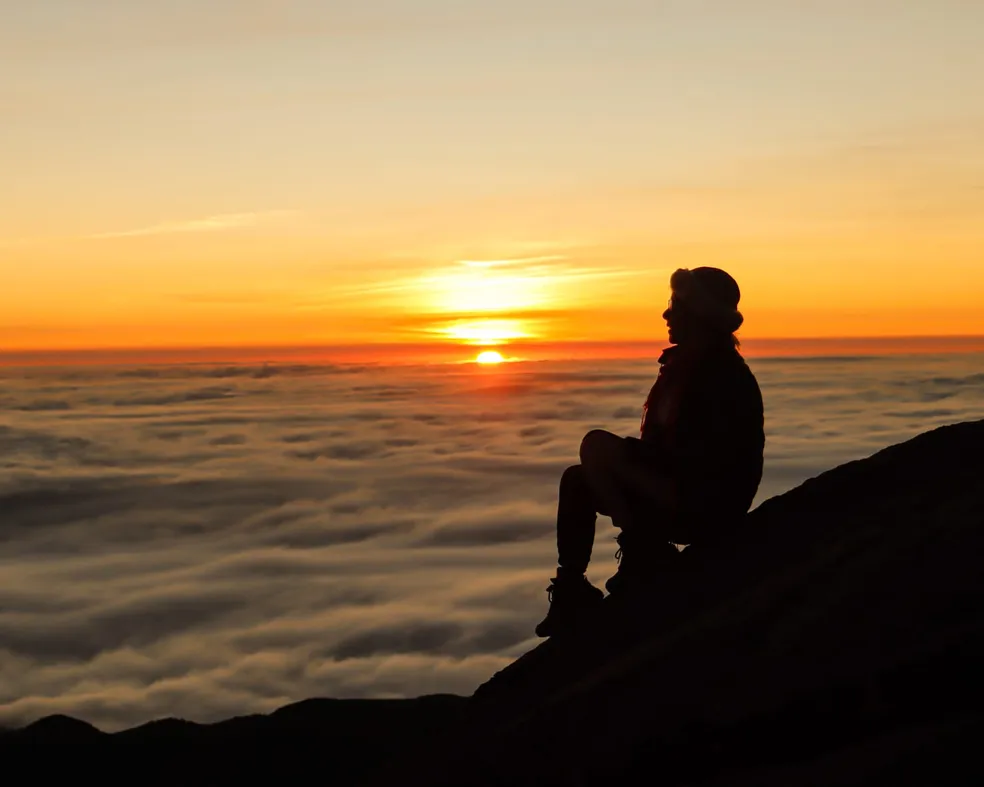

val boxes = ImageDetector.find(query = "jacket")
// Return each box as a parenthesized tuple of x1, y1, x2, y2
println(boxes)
(639, 342, 765, 543)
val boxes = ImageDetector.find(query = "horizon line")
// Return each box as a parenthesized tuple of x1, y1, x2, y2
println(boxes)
(2, 335, 984, 368)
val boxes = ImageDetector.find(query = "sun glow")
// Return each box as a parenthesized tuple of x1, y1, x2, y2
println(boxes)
(428, 263, 553, 314)
(476, 350, 504, 364)
(440, 318, 529, 345)
(414, 259, 557, 348)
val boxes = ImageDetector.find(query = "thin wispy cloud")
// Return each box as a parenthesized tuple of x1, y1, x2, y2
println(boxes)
(314, 262, 644, 302)
(87, 211, 295, 240)
(458, 255, 568, 268)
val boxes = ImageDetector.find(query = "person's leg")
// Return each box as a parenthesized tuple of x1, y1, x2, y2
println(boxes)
(555, 464, 603, 576)
(577, 430, 680, 594)
(536, 463, 608, 637)
(577, 429, 640, 530)
(555, 430, 659, 574)
(537, 429, 669, 636)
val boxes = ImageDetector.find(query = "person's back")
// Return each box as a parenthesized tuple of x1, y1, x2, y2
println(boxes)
(645, 341, 764, 545)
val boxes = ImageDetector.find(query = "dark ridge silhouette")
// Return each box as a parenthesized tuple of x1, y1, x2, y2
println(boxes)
(4, 420, 983, 787)
(9, 714, 106, 743)
(1, 696, 467, 782)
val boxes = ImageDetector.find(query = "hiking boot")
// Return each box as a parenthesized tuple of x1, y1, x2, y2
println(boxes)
(534, 572, 604, 638)
(605, 529, 679, 596)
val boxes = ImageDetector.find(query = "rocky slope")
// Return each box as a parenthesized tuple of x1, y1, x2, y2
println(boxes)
(378, 418, 984, 786)
(5, 420, 983, 786)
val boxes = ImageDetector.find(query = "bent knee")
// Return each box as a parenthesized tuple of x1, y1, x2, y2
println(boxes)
(560, 464, 585, 488)
(579, 429, 618, 466)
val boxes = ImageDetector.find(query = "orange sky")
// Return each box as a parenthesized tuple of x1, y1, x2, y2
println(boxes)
(2, 2, 983, 361)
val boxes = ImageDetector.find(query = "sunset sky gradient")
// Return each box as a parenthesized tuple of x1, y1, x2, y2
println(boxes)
(3, 1, 983, 359)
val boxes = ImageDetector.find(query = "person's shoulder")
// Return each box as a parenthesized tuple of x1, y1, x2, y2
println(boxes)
(699, 349, 761, 399)
(723, 347, 757, 377)
(728, 350, 761, 387)
(731, 354, 764, 414)
(705, 346, 748, 376)
(732, 350, 757, 376)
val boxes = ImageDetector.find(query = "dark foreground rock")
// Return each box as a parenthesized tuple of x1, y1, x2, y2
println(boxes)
(5, 420, 983, 786)
(377, 418, 984, 786)
(1, 695, 467, 783)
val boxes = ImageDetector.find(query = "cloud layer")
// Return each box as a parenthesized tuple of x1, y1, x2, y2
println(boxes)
(1, 353, 982, 731)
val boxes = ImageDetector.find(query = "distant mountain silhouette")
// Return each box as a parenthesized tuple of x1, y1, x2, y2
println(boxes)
(5, 420, 984, 786)
(1, 696, 467, 783)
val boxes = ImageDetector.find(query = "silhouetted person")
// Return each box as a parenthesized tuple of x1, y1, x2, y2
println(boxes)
(536, 267, 765, 637)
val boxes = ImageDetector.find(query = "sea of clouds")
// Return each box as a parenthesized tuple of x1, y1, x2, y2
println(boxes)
(1, 352, 982, 731)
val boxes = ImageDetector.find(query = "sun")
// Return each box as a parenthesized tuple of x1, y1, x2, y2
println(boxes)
(476, 350, 505, 364)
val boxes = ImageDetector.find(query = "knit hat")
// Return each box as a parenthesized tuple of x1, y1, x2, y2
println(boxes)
(669, 267, 744, 333)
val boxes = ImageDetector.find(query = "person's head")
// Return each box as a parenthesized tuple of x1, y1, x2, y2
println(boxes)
(663, 267, 744, 347)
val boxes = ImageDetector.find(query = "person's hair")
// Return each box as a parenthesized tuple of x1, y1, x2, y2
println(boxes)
(670, 267, 743, 348)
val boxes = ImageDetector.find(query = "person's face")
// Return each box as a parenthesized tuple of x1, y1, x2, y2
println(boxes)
(662, 295, 692, 345)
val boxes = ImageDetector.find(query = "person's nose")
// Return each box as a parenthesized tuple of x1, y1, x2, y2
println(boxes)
(662, 308, 672, 321)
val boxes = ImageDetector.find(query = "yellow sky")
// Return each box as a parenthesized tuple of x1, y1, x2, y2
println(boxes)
(2, 1, 983, 357)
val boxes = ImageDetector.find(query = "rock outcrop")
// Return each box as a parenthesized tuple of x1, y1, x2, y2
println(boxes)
(5, 420, 983, 786)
